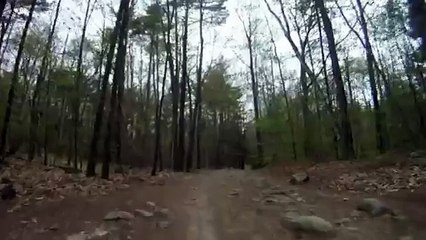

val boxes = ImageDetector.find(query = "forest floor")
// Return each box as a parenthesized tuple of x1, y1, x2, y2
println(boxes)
(1, 156, 426, 239)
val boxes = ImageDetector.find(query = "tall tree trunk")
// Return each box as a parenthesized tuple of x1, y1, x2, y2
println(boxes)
(171, 0, 179, 168)
(152, 41, 168, 176)
(355, 0, 387, 153)
(315, 0, 354, 159)
(28, 0, 62, 161)
(102, 0, 130, 179)
(244, 19, 264, 163)
(316, 7, 338, 158)
(73, 0, 93, 169)
(187, 0, 204, 170)
(0, 0, 37, 162)
(177, 1, 189, 172)
(86, 0, 125, 177)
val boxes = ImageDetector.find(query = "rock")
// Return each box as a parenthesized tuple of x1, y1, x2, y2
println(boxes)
(104, 211, 135, 221)
(228, 189, 240, 197)
(157, 220, 170, 229)
(1, 183, 16, 200)
(146, 201, 156, 209)
(409, 151, 426, 159)
(399, 236, 413, 240)
(334, 218, 351, 226)
(281, 215, 334, 234)
(88, 227, 110, 239)
(49, 223, 59, 231)
(134, 209, 154, 218)
(66, 233, 88, 240)
(290, 172, 309, 185)
(357, 198, 394, 217)
(155, 208, 170, 218)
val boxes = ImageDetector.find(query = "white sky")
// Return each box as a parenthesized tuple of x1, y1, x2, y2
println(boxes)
(22, 0, 394, 113)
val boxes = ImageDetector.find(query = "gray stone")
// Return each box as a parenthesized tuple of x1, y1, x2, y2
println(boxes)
(104, 211, 135, 221)
(334, 218, 351, 226)
(155, 208, 170, 218)
(281, 215, 334, 234)
(134, 209, 154, 218)
(146, 201, 156, 209)
(66, 233, 88, 240)
(88, 228, 110, 239)
(357, 198, 394, 217)
(410, 151, 426, 159)
(289, 172, 309, 185)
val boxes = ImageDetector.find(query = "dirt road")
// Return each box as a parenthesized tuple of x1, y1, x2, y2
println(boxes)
(1, 169, 426, 240)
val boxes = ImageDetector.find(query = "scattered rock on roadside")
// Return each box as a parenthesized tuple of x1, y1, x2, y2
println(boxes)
(155, 208, 170, 218)
(103, 210, 135, 221)
(281, 215, 334, 234)
(334, 218, 350, 226)
(146, 201, 156, 209)
(290, 172, 309, 185)
(228, 189, 240, 197)
(48, 223, 59, 231)
(66, 233, 87, 240)
(134, 209, 154, 218)
(357, 198, 394, 217)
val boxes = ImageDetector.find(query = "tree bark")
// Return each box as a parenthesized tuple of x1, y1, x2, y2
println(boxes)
(28, 0, 62, 161)
(187, 0, 204, 170)
(177, 1, 189, 172)
(87, 0, 125, 177)
(242, 16, 264, 163)
(355, 0, 387, 153)
(102, 0, 130, 179)
(315, 0, 354, 159)
(0, 0, 37, 162)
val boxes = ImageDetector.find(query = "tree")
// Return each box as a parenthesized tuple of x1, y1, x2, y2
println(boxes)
(237, 4, 264, 164)
(0, 0, 37, 162)
(177, 0, 190, 172)
(314, 0, 355, 159)
(87, 0, 127, 177)
(102, 0, 130, 179)
(28, 0, 62, 161)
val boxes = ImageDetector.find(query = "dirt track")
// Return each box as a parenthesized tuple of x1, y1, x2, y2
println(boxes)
(1, 168, 426, 240)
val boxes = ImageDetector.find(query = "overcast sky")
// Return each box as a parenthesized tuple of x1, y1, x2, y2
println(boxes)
(24, 0, 391, 113)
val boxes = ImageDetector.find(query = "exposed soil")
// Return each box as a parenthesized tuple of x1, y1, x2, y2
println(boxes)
(1, 162, 426, 240)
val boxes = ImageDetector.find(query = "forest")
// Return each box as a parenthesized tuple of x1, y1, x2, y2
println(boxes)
(0, 0, 425, 180)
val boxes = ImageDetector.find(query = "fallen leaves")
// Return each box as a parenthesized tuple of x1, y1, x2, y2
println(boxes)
(0, 159, 141, 212)
(328, 165, 426, 194)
